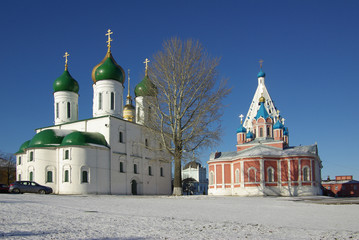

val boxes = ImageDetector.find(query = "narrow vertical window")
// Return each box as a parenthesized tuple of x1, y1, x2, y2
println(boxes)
(67, 102, 71, 118)
(18, 157, 21, 165)
(235, 169, 240, 183)
(148, 166, 152, 176)
(160, 167, 164, 177)
(47, 171, 53, 183)
(260, 128, 263, 137)
(98, 92, 102, 110)
(120, 162, 124, 173)
(134, 164, 137, 174)
(119, 132, 123, 143)
(64, 150, 69, 160)
(137, 109, 141, 122)
(267, 168, 274, 182)
(110, 92, 115, 110)
(145, 139, 148, 148)
(29, 171, 33, 181)
(56, 103, 59, 119)
(303, 167, 310, 182)
(267, 127, 270, 137)
(18, 174, 21, 181)
(64, 170, 69, 182)
(82, 170, 88, 183)
(29, 152, 34, 162)
(148, 106, 152, 122)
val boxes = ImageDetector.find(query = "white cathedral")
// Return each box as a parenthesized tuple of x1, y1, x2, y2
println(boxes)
(15, 30, 172, 195)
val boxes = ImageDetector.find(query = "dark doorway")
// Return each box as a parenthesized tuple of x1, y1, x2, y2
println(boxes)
(131, 180, 137, 195)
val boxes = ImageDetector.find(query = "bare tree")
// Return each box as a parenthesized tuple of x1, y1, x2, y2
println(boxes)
(145, 38, 230, 195)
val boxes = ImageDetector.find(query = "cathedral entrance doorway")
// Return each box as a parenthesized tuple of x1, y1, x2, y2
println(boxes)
(131, 180, 137, 195)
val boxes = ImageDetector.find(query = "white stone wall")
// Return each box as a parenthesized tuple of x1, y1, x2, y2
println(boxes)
(54, 91, 78, 125)
(93, 80, 124, 118)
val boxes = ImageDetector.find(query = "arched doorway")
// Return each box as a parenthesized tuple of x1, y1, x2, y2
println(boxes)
(131, 180, 137, 195)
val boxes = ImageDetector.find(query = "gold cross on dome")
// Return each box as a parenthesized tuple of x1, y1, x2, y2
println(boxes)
(106, 29, 113, 50)
(63, 52, 69, 70)
(259, 59, 264, 69)
(144, 58, 150, 75)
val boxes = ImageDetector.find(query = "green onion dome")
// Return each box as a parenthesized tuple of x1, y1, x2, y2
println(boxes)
(53, 70, 79, 93)
(134, 75, 158, 97)
(28, 129, 67, 148)
(16, 140, 31, 154)
(92, 51, 125, 84)
(61, 131, 108, 147)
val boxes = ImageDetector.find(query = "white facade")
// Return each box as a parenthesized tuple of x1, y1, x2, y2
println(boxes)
(182, 162, 208, 195)
(54, 91, 78, 125)
(93, 80, 124, 118)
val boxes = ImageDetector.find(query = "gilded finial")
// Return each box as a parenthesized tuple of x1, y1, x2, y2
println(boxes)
(63, 52, 70, 70)
(259, 59, 264, 69)
(106, 29, 113, 52)
(239, 114, 244, 124)
(143, 58, 150, 75)
(127, 69, 131, 97)
(259, 93, 265, 103)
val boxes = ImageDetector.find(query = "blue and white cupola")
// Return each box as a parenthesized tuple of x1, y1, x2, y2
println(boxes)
(53, 52, 79, 125)
(92, 29, 125, 118)
(236, 114, 247, 144)
(273, 111, 285, 141)
(252, 96, 273, 139)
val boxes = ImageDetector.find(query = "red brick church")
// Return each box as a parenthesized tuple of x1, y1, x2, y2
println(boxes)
(208, 64, 322, 196)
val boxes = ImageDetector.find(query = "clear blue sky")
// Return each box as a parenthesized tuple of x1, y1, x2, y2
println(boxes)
(1, 0, 358, 180)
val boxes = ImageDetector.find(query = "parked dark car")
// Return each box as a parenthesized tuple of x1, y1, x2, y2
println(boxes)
(0, 184, 9, 193)
(9, 181, 52, 194)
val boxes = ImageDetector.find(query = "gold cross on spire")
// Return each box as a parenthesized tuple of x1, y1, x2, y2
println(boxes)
(106, 29, 113, 52)
(63, 52, 70, 70)
(144, 58, 150, 75)
(259, 59, 264, 69)
(239, 114, 244, 124)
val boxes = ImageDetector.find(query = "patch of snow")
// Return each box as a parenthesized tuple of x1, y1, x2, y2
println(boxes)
(0, 195, 358, 239)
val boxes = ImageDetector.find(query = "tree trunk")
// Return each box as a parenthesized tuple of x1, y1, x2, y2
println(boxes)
(172, 155, 182, 196)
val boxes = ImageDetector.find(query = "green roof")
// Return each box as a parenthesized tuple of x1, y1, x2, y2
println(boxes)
(134, 75, 158, 97)
(61, 131, 108, 147)
(16, 140, 31, 154)
(93, 52, 125, 84)
(28, 129, 67, 148)
(53, 70, 79, 93)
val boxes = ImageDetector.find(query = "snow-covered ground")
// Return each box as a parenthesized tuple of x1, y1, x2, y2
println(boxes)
(0, 194, 358, 239)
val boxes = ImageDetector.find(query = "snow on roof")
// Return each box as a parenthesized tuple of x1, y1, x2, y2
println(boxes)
(209, 144, 318, 161)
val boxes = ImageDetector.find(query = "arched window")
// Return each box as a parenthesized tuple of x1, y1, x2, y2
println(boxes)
(64, 150, 69, 160)
(119, 131, 123, 143)
(82, 170, 88, 183)
(18, 174, 21, 181)
(98, 92, 103, 110)
(267, 126, 270, 137)
(67, 102, 71, 118)
(47, 171, 53, 183)
(110, 92, 115, 110)
(209, 171, 214, 185)
(148, 106, 152, 122)
(18, 157, 21, 165)
(259, 128, 263, 137)
(267, 167, 274, 182)
(235, 169, 240, 183)
(248, 167, 257, 182)
(29, 151, 34, 162)
(303, 167, 310, 182)
(64, 170, 69, 182)
(134, 164, 138, 174)
(29, 171, 33, 181)
(145, 139, 148, 148)
(148, 166, 152, 176)
(120, 162, 124, 173)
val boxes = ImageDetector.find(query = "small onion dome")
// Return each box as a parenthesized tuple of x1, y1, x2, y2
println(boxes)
(236, 124, 247, 133)
(246, 131, 253, 139)
(61, 131, 108, 147)
(283, 127, 289, 136)
(183, 161, 202, 170)
(53, 70, 79, 93)
(28, 129, 66, 148)
(257, 69, 266, 78)
(91, 51, 125, 84)
(259, 96, 265, 103)
(134, 75, 158, 97)
(15, 140, 31, 154)
(273, 120, 284, 129)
